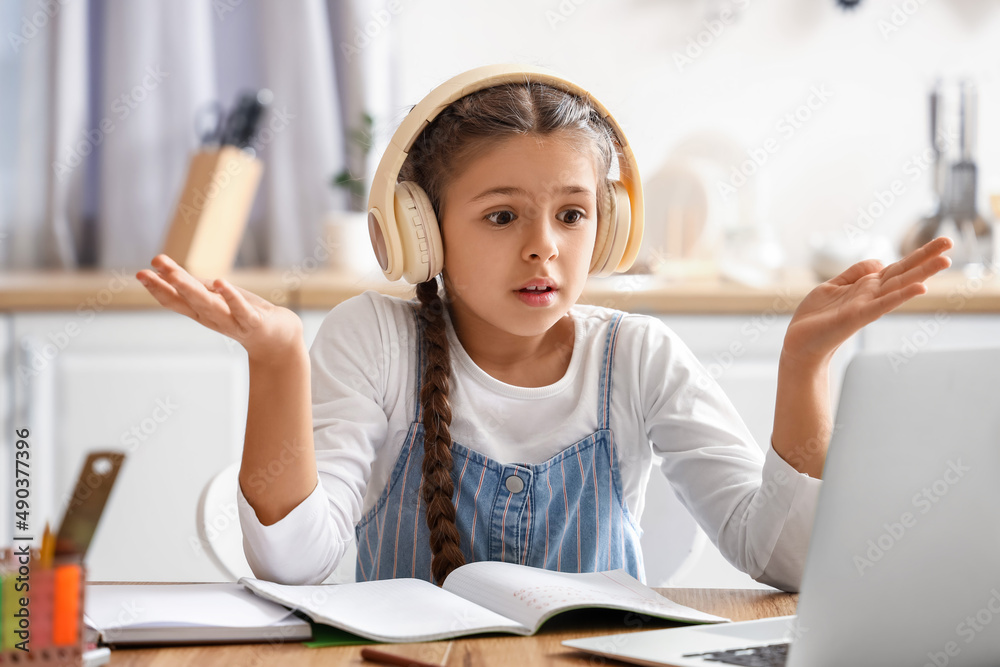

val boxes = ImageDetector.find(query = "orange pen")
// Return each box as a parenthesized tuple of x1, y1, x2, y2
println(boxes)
(52, 562, 81, 647)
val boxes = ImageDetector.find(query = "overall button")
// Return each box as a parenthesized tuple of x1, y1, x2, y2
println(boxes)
(505, 475, 524, 493)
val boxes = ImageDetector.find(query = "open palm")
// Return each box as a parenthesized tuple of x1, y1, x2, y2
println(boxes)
(783, 237, 954, 366)
(136, 254, 303, 360)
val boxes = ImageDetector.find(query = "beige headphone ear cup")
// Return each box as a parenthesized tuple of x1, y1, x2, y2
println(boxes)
(590, 187, 613, 276)
(394, 181, 444, 284)
(589, 181, 631, 277)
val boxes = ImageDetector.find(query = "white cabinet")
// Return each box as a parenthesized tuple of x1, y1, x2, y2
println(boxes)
(859, 314, 1000, 355)
(12, 312, 248, 582)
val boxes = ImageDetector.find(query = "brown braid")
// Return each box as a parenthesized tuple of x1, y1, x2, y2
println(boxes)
(398, 78, 620, 585)
(415, 277, 464, 584)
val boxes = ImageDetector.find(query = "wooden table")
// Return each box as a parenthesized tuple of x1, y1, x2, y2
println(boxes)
(104, 588, 797, 666)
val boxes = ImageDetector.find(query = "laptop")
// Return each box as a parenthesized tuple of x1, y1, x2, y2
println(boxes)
(563, 346, 1000, 666)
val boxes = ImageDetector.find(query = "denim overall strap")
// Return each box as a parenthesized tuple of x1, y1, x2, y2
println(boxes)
(513, 310, 644, 580)
(354, 303, 426, 582)
(598, 311, 625, 431)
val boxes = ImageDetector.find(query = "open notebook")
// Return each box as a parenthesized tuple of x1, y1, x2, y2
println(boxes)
(85, 583, 312, 645)
(240, 561, 728, 643)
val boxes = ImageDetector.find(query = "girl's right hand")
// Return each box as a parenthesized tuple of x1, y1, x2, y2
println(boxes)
(136, 254, 304, 361)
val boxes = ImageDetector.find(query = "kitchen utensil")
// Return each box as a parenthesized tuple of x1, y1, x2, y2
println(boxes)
(900, 79, 991, 267)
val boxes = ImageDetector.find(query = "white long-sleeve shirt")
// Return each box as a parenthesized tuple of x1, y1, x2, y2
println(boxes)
(237, 289, 822, 591)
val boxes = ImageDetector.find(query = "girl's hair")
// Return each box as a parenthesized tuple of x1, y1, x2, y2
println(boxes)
(401, 79, 620, 584)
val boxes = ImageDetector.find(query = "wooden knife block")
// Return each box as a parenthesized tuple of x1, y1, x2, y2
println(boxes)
(161, 146, 263, 279)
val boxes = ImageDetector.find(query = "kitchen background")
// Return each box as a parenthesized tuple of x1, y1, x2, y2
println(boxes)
(1, 0, 998, 590)
(1, 0, 997, 274)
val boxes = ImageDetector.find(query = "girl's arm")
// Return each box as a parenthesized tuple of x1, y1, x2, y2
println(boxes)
(240, 337, 318, 525)
(137, 254, 317, 525)
(771, 352, 831, 479)
(771, 237, 953, 479)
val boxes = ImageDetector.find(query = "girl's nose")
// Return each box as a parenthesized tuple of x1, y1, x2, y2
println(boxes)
(521, 216, 559, 262)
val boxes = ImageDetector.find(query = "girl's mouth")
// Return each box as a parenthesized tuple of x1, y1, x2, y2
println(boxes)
(516, 287, 557, 306)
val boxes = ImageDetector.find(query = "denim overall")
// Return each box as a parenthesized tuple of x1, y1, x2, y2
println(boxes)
(355, 305, 645, 584)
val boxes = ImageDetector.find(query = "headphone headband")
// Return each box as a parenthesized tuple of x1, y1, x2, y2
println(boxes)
(367, 64, 644, 281)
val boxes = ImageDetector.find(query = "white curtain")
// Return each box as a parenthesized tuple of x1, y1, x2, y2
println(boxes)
(98, 0, 217, 270)
(2, 0, 90, 268)
(0, 0, 397, 270)
(255, 0, 341, 267)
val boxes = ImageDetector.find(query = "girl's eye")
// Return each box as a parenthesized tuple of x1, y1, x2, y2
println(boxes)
(483, 208, 586, 226)
(485, 210, 516, 226)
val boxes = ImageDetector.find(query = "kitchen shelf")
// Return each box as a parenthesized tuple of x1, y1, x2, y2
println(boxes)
(2, 267, 1000, 313)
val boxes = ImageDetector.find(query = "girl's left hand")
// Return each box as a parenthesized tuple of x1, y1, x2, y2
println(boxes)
(783, 236, 954, 367)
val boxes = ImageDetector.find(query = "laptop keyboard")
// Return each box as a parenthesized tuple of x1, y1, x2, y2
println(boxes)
(683, 641, 790, 666)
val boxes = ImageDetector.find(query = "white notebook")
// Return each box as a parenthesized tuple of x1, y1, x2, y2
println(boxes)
(85, 583, 312, 645)
(241, 561, 728, 643)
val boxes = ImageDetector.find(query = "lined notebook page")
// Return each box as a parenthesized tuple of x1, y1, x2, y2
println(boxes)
(443, 562, 729, 631)
(241, 577, 527, 643)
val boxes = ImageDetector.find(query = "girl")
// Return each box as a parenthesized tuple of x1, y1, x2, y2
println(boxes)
(137, 68, 952, 592)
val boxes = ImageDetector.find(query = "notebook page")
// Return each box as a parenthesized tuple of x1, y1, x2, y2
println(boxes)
(85, 583, 297, 629)
(240, 577, 528, 642)
(443, 562, 729, 632)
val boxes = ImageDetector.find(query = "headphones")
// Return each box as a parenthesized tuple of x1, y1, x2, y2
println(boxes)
(366, 64, 644, 284)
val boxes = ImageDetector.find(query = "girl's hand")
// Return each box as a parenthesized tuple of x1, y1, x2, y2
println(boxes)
(136, 254, 303, 361)
(782, 236, 954, 368)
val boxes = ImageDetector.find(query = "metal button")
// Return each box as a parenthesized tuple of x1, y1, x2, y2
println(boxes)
(505, 475, 524, 493)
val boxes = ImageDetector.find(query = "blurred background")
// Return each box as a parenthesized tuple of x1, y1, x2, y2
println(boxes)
(1, 0, 997, 275)
(2, 0, 1000, 590)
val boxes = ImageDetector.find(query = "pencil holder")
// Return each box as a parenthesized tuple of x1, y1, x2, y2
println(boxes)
(161, 145, 264, 280)
(0, 547, 86, 666)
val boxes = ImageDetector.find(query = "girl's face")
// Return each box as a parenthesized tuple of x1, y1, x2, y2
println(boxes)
(439, 131, 599, 343)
